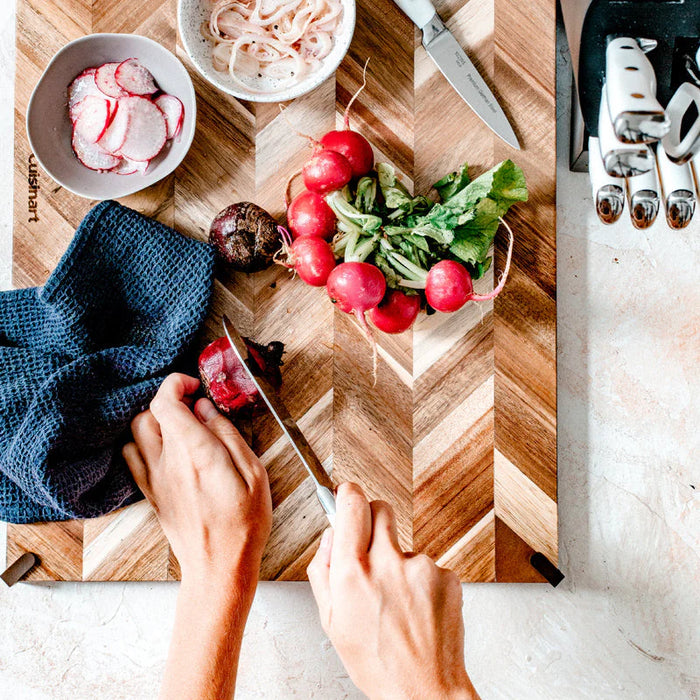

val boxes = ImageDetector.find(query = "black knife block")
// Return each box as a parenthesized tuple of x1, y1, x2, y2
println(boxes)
(578, 0, 700, 139)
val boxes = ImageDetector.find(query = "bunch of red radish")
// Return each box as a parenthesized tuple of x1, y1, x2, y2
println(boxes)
(279, 99, 513, 340)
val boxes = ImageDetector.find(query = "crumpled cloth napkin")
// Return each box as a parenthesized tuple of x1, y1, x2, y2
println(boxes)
(0, 201, 215, 524)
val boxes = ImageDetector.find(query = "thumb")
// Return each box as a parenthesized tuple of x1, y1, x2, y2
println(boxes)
(307, 527, 333, 631)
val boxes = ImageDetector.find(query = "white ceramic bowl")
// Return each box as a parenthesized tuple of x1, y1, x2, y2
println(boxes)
(26, 34, 197, 200)
(178, 0, 356, 103)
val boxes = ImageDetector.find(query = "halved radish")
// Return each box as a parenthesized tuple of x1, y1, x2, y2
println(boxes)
(98, 101, 131, 155)
(115, 59, 158, 96)
(72, 95, 111, 143)
(72, 130, 120, 171)
(68, 69, 102, 112)
(95, 62, 127, 98)
(117, 96, 167, 162)
(154, 94, 184, 139)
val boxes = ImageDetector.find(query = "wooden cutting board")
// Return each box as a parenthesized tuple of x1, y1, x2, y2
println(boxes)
(7, 0, 557, 582)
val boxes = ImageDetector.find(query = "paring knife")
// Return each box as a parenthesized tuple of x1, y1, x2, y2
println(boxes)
(588, 136, 625, 224)
(655, 144, 696, 229)
(598, 86, 654, 177)
(626, 155, 660, 230)
(222, 315, 337, 526)
(392, 0, 520, 149)
(605, 37, 669, 144)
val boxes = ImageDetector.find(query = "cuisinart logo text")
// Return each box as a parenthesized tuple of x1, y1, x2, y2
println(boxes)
(28, 154, 40, 223)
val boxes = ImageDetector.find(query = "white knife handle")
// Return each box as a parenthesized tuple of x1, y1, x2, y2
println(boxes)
(392, 0, 436, 28)
(598, 87, 653, 177)
(656, 144, 695, 196)
(589, 137, 625, 224)
(661, 83, 700, 164)
(606, 37, 667, 143)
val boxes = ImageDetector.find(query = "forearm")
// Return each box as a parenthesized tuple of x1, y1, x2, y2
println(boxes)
(160, 572, 257, 700)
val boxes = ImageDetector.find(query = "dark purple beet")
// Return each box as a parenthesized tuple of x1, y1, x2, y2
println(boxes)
(209, 202, 280, 272)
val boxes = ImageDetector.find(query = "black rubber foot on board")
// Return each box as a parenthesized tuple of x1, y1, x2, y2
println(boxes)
(530, 552, 565, 587)
(1, 552, 39, 587)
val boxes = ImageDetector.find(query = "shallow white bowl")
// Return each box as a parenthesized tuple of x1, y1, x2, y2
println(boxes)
(178, 0, 356, 102)
(27, 34, 197, 201)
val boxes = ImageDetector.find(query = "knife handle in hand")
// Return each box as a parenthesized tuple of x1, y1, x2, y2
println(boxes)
(392, 0, 435, 28)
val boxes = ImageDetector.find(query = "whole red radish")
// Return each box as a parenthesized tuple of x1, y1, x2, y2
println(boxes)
(303, 150, 353, 194)
(320, 130, 374, 178)
(198, 336, 284, 417)
(327, 262, 386, 320)
(287, 190, 337, 240)
(368, 290, 420, 334)
(285, 237, 337, 286)
(425, 220, 515, 312)
(425, 260, 474, 313)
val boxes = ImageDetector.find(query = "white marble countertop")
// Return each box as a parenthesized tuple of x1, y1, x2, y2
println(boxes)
(0, 4, 698, 699)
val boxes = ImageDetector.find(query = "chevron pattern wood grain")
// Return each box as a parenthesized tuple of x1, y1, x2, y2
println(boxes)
(7, 0, 556, 582)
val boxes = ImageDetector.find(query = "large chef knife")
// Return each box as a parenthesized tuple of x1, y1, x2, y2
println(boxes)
(222, 315, 337, 525)
(392, 0, 520, 149)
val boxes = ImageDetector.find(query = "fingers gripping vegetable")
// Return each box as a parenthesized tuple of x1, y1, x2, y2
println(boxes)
(199, 336, 284, 417)
(287, 190, 337, 240)
(368, 290, 420, 334)
(209, 202, 281, 272)
(277, 228, 337, 287)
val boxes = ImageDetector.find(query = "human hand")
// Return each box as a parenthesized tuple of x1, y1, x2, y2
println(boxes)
(307, 483, 479, 700)
(122, 373, 272, 589)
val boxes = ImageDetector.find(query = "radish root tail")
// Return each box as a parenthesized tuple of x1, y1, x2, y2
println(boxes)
(352, 309, 379, 386)
(470, 217, 514, 302)
(274, 225, 296, 272)
(343, 58, 370, 130)
(285, 170, 304, 209)
(279, 104, 320, 150)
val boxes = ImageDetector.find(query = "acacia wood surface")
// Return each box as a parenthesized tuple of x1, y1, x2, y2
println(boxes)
(7, 0, 557, 582)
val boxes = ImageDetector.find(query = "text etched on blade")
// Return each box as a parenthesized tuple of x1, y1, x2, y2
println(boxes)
(28, 154, 40, 223)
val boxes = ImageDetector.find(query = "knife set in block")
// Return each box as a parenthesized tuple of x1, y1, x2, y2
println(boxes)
(562, 0, 700, 229)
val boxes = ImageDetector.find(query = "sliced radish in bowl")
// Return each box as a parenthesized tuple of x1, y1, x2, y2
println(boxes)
(115, 59, 158, 96)
(68, 69, 102, 112)
(95, 62, 127, 98)
(117, 95, 167, 162)
(154, 94, 184, 139)
(72, 130, 120, 171)
(98, 101, 131, 155)
(72, 95, 111, 143)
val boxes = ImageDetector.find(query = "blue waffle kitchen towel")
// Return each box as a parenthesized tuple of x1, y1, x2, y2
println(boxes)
(0, 201, 215, 524)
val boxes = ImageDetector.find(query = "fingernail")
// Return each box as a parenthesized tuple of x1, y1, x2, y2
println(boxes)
(197, 399, 219, 422)
(320, 528, 333, 550)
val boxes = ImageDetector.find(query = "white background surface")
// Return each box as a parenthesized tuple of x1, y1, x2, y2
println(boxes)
(0, 3, 698, 698)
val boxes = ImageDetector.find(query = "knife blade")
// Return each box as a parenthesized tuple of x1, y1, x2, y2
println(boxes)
(221, 315, 336, 525)
(392, 0, 519, 149)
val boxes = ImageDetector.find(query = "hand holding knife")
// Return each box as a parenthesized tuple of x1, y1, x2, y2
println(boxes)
(222, 315, 337, 526)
